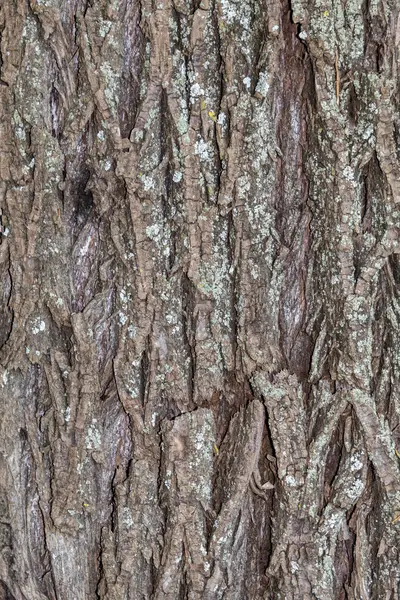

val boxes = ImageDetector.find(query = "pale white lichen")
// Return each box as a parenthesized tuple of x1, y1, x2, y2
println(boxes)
(100, 60, 120, 115)
(2, 371, 8, 387)
(85, 421, 101, 450)
(141, 174, 155, 191)
(119, 313, 128, 325)
(194, 137, 210, 161)
(32, 319, 46, 335)
(255, 71, 270, 97)
(119, 289, 128, 303)
(342, 165, 356, 182)
(285, 475, 297, 487)
(173, 171, 183, 183)
(219, 0, 251, 28)
(218, 112, 227, 127)
(146, 223, 161, 240)
(127, 324, 136, 338)
(291, 561, 299, 573)
(121, 507, 134, 528)
(243, 76, 251, 90)
(165, 469, 172, 489)
(177, 113, 188, 135)
(98, 21, 112, 38)
(190, 82, 204, 102)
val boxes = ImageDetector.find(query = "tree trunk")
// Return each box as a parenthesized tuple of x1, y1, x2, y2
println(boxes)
(1, 0, 400, 598)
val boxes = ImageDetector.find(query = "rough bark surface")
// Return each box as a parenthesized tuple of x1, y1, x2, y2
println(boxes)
(0, 0, 400, 598)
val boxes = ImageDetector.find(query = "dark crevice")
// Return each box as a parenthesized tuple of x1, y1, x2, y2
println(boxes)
(227, 209, 238, 367)
(156, 423, 165, 511)
(76, 175, 94, 224)
(322, 416, 346, 510)
(263, 405, 277, 476)
(95, 535, 105, 599)
(50, 85, 62, 139)
(0, 259, 13, 351)
(181, 274, 196, 406)
(139, 343, 150, 407)
(348, 82, 360, 129)
(360, 170, 368, 226)
(149, 554, 159, 600)
(168, 227, 177, 272)
(159, 87, 171, 165)
(0, 582, 17, 600)
(177, 541, 189, 600)
(231, 509, 242, 548)
(109, 470, 118, 534)
(261, 405, 276, 573)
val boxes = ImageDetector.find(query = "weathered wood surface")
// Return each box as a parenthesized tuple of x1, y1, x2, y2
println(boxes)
(0, 0, 400, 598)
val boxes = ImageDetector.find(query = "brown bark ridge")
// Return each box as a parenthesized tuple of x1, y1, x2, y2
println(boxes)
(0, 0, 400, 598)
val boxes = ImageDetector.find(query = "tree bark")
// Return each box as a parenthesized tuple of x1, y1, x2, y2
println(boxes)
(1, 0, 400, 598)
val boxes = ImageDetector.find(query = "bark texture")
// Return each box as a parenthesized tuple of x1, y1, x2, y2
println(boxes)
(1, 0, 400, 598)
